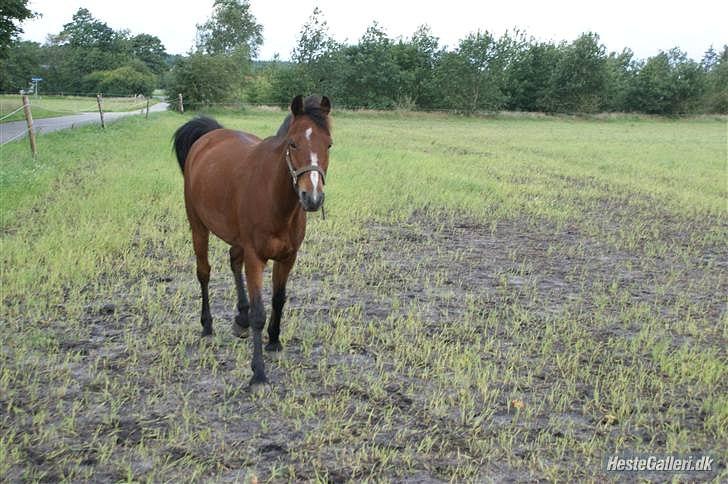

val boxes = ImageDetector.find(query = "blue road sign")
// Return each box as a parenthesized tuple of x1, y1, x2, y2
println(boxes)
(31, 77, 43, 82)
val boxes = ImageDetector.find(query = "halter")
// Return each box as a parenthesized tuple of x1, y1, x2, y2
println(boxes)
(285, 146, 326, 188)
(285, 146, 327, 219)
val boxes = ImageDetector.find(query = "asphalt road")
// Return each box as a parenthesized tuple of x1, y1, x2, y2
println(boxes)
(0, 101, 169, 145)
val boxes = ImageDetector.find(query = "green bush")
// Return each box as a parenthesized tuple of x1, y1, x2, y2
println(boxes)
(164, 52, 246, 110)
(83, 63, 156, 96)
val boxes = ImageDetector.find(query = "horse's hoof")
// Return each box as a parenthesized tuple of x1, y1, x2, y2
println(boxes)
(200, 327, 213, 337)
(265, 341, 283, 352)
(232, 321, 249, 338)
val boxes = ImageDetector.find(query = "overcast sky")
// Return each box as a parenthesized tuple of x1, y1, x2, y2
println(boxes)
(20, 0, 727, 61)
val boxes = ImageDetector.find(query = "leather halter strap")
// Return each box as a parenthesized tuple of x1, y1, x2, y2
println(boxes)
(285, 146, 326, 188)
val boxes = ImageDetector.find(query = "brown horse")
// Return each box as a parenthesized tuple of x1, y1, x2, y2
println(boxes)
(173, 95, 332, 384)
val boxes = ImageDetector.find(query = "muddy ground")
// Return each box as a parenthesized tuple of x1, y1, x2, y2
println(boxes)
(3, 202, 726, 482)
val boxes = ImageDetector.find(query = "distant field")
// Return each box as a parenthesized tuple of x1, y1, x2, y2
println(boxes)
(0, 110, 725, 481)
(0, 94, 157, 123)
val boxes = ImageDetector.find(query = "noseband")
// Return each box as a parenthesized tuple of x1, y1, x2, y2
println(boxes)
(285, 146, 327, 219)
(285, 146, 326, 189)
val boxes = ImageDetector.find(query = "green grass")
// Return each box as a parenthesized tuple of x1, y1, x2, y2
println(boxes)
(0, 109, 726, 481)
(0, 94, 157, 123)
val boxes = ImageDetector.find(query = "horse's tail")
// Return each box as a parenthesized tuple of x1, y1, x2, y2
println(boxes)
(172, 116, 223, 173)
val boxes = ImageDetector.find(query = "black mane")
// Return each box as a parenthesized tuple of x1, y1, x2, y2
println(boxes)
(275, 95, 330, 137)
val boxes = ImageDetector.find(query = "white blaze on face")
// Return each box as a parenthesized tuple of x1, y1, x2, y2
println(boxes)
(310, 152, 320, 199)
(305, 127, 321, 201)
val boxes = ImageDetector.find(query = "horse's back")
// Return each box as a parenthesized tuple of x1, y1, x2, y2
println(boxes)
(184, 129, 262, 244)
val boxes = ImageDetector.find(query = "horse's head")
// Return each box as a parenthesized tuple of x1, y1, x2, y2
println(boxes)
(284, 95, 332, 212)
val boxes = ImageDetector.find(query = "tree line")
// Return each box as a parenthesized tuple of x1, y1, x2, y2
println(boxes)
(1, 1, 726, 115)
(250, 8, 727, 115)
(1, 6, 166, 97)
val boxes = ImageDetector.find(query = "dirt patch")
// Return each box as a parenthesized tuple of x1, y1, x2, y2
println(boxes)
(293, 209, 726, 338)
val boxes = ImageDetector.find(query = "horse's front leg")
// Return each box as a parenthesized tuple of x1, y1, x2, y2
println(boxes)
(267, 257, 296, 352)
(244, 254, 267, 385)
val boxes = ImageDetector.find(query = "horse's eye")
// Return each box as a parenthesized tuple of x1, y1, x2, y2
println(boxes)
(290, 141, 297, 149)
(328, 143, 332, 149)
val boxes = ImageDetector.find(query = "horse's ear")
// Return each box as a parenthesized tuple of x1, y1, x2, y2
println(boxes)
(320, 96, 331, 116)
(291, 95, 304, 116)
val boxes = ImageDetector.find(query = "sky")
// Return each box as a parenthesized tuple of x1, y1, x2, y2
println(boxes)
(19, 0, 727, 62)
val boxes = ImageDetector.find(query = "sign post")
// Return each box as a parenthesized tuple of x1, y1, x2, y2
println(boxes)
(31, 77, 43, 97)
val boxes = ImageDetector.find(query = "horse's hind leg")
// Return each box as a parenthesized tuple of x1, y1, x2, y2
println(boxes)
(266, 258, 295, 352)
(192, 226, 213, 336)
(230, 246, 250, 337)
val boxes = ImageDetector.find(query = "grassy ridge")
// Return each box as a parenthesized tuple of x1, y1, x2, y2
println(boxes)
(0, 110, 726, 481)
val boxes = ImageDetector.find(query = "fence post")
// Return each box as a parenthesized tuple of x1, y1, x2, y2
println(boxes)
(96, 93, 105, 129)
(178, 93, 184, 113)
(22, 93, 37, 158)
(146, 97, 150, 119)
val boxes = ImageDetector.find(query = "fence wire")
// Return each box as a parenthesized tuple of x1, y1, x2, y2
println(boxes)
(0, 104, 29, 122)
(1, 98, 155, 121)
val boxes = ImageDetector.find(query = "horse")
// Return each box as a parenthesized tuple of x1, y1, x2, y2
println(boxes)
(172, 95, 332, 385)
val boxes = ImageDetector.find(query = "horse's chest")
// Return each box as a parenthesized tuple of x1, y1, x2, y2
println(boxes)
(261, 233, 300, 261)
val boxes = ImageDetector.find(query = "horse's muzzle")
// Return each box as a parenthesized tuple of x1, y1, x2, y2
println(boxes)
(299, 190, 324, 212)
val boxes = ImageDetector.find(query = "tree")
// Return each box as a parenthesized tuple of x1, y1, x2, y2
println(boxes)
(84, 62, 156, 96)
(46, 8, 132, 91)
(130, 34, 167, 75)
(431, 51, 477, 112)
(432, 31, 505, 113)
(0, 40, 41, 91)
(340, 23, 402, 108)
(391, 25, 442, 108)
(504, 40, 560, 111)
(196, 0, 263, 58)
(58, 8, 116, 49)
(0, 0, 35, 59)
(627, 53, 672, 114)
(548, 33, 608, 113)
(627, 48, 705, 114)
(245, 59, 280, 104)
(284, 7, 342, 97)
(701, 47, 718, 72)
(604, 48, 637, 112)
(292, 7, 336, 65)
(668, 48, 705, 113)
(703, 45, 728, 113)
(165, 52, 241, 108)
(269, 63, 313, 105)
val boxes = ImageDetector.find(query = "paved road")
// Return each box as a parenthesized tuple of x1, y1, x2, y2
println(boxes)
(0, 102, 169, 145)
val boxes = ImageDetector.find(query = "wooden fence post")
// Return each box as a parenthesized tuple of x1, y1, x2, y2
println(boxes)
(22, 93, 37, 157)
(178, 93, 184, 113)
(145, 97, 150, 119)
(96, 93, 105, 129)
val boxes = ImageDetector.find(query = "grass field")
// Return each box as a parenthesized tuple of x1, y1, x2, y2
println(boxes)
(0, 95, 157, 123)
(0, 109, 726, 482)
